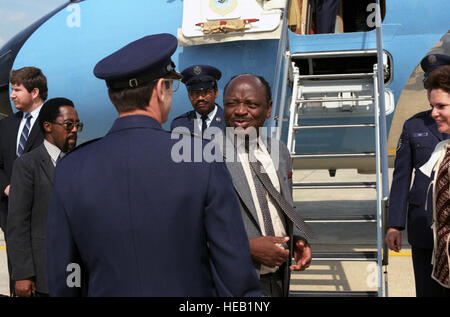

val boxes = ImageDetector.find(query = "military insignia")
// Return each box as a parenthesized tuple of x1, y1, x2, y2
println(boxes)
(209, 0, 238, 17)
(193, 65, 202, 75)
(413, 132, 428, 137)
(428, 54, 437, 65)
(215, 117, 221, 123)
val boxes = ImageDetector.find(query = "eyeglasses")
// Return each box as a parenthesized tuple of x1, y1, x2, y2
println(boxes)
(163, 79, 180, 92)
(52, 121, 84, 132)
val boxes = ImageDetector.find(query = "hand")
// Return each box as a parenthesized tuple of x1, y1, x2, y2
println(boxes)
(15, 279, 36, 297)
(3, 185, 10, 196)
(385, 228, 402, 252)
(249, 236, 290, 268)
(291, 239, 312, 271)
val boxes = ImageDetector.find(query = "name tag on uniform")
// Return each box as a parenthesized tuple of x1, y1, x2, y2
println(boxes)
(413, 132, 428, 137)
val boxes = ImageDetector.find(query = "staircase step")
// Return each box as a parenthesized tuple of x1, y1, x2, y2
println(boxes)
(294, 124, 375, 130)
(293, 182, 376, 189)
(312, 251, 378, 261)
(291, 152, 376, 159)
(289, 290, 378, 297)
(304, 215, 377, 223)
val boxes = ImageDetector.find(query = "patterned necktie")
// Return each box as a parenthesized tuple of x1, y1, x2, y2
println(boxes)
(17, 113, 32, 157)
(250, 164, 276, 236)
(201, 114, 208, 135)
(249, 160, 313, 240)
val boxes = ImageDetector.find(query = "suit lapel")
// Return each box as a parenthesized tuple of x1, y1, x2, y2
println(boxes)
(210, 105, 225, 130)
(24, 119, 42, 153)
(187, 111, 197, 135)
(223, 135, 260, 228)
(38, 145, 55, 184)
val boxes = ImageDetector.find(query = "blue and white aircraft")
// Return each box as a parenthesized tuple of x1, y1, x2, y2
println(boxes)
(0, 0, 448, 172)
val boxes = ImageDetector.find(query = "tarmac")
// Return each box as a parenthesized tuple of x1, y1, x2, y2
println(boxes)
(0, 168, 416, 297)
(290, 168, 415, 297)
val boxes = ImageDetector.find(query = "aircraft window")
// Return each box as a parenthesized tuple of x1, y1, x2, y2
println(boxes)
(288, 0, 386, 35)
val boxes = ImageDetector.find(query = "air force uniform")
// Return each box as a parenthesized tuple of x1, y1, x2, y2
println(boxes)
(170, 65, 225, 137)
(389, 110, 449, 247)
(46, 34, 261, 297)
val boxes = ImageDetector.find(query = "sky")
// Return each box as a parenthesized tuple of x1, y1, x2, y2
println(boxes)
(0, 0, 68, 47)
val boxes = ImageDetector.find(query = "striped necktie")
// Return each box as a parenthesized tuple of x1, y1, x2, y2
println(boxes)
(249, 160, 313, 240)
(17, 113, 32, 157)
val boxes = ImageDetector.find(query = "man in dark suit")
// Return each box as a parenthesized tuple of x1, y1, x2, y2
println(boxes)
(0, 66, 47, 296)
(7, 98, 81, 297)
(171, 65, 225, 139)
(221, 73, 312, 297)
(386, 53, 450, 297)
(46, 34, 261, 297)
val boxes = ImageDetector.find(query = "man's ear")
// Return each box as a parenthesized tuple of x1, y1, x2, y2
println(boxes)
(43, 121, 52, 133)
(31, 88, 40, 100)
(155, 78, 166, 102)
(266, 100, 273, 119)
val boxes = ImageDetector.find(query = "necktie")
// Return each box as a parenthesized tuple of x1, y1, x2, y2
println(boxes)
(201, 115, 208, 135)
(249, 160, 313, 240)
(250, 164, 276, 236)
(17, 113, 32, 157)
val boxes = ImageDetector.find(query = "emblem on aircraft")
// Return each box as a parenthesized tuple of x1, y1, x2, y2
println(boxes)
(209, 0, 238, 17)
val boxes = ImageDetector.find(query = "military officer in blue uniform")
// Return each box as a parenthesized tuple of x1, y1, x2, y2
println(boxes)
(386, 53, 450, 297)
(46, 33, 261, 297)
(170, 65, 225, 139)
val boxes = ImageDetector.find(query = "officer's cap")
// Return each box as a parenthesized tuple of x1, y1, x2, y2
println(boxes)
(94, 33, 182, 90)
(181, 65, 221, 91)
(420, 54, 450, 77)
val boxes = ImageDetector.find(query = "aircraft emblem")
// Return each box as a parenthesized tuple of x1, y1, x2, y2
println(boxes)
(209, 0, 238, 17)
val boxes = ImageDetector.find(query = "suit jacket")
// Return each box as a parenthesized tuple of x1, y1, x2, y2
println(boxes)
(170, 104, 226, 138)
(7, 144, 54, 293)
(46, 115, 261, 297)
(388, 110, 449, 249)
(222, 134, 304, 297)
(0, 112, 44, 231)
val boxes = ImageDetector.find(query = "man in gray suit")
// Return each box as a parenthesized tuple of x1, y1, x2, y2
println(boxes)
(222, 74, 312, 297)
(7, 98, 81, 296)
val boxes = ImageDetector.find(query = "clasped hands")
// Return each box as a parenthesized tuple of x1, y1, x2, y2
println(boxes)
(249, 236, 312, 271)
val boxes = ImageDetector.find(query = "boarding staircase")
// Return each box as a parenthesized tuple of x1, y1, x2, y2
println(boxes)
(272, 1, 390, 297)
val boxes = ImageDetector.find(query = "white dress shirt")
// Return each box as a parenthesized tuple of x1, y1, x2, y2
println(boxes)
(195, 105, 217, 132)
(237, 137, 287, 274)
(43, 140, 63, 167)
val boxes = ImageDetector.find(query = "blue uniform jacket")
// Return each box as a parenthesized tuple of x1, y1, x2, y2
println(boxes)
(170, 105, 226, 137)
(388, 110, 449, 249)
(46, 115, 261, 297)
